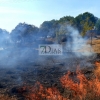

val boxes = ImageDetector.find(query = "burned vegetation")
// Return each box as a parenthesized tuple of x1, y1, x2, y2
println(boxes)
(0, 12, 100, 100)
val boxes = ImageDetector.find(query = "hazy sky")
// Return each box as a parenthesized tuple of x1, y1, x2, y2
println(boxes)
(0, 0, 99, 32)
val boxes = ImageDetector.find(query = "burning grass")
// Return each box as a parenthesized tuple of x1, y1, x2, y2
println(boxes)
(94, 61, 100, 78)
(0, 58, 100, 100)
(21, 61, 100, 100)
(60, 71, 100, 100)
(0, 94, 17, 100)
(23, 82, 67, 100)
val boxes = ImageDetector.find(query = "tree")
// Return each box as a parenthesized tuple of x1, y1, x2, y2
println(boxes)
(95, 19, 100, 31)
(59, 16, 76, 27)
(75, 12, 98, 36)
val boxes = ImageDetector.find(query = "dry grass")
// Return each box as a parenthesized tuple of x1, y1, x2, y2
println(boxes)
(0, 94, 17, 100)
(87, 39, 100, 53)
(78, 39, 100, 53)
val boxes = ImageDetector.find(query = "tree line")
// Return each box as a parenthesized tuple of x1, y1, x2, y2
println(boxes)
(1, 12, 100, 47)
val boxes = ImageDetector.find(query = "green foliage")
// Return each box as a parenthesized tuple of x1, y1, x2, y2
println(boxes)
(39, 20, 58, 37)
(75, 12, 97, 36)
(39, 12, 98, 41)
(59, 16, 76, 25)
(95, 19, 100, 31)
(10, 12, 99, 44)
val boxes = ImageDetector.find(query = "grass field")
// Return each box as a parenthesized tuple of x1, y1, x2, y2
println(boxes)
(87, 38, 100, 53)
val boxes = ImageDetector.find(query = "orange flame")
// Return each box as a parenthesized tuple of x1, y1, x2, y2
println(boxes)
(23, 61, 100, 100)
(24, 82, 67, 100)
(60, 63, 100, 100)
(60, 71, 87, 100)
(94, 61, 100, 78)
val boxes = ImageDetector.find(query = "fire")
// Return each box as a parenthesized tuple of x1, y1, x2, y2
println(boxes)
(22, 61, 100, 100)
(60, 71, 87, 100)
(94, 61, 100, 78)
(60, 62, 100, 100)
(23, 82, 67, 100)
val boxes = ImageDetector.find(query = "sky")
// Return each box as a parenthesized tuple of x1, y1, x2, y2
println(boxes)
(0, 0, 100, 32)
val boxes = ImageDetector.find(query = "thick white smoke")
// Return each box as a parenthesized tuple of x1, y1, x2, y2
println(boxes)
(65, 25, 96, 58)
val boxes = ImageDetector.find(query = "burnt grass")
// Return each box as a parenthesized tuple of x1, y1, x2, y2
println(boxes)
(0, 53, 99, 100)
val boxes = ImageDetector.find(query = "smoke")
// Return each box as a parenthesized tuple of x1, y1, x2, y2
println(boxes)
(65, 25, 96, 58)
(0, 23, 96, 68)
(52, 25, 97, 72)
(0, 23, 38, 68)
(0, 22, 97, 88)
